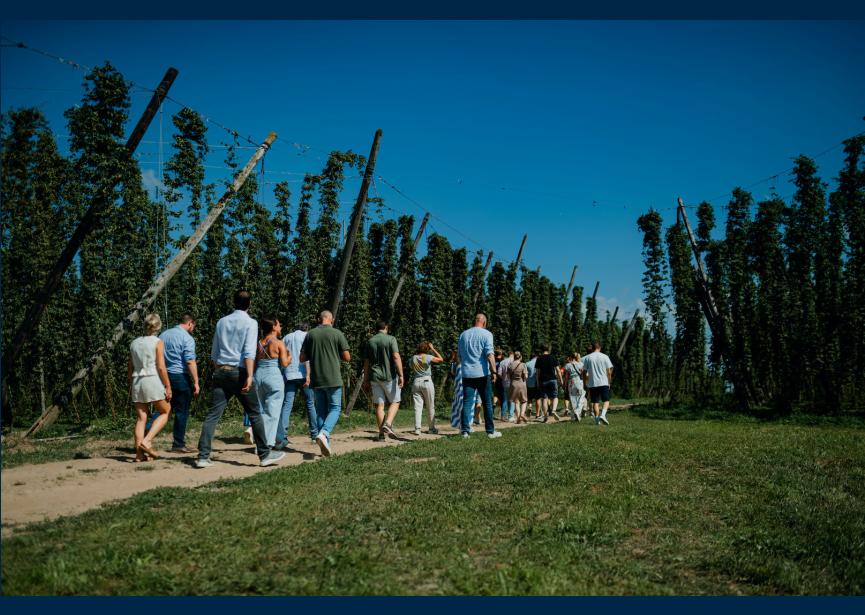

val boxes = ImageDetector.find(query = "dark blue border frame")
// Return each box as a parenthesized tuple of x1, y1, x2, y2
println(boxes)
(1, 1, 865, 19)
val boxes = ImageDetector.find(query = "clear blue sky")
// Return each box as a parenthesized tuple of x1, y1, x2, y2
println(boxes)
(2, 20, 864, 320)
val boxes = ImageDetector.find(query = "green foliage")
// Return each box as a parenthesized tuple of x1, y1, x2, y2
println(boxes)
(636, 209, 671, 396)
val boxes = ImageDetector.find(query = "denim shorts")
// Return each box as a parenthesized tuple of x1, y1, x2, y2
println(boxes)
(540, 380, 558, 399)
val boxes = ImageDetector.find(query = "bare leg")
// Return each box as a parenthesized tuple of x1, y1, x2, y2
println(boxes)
(141, 399, 171, 454)
(385, 401, 400, 428)
(375, 403, 386, 434)
(134, 404, 148, 460)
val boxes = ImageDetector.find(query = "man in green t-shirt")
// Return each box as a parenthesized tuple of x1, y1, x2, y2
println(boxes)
(300, 310, 351, 457)
(362, 319, 404, 441)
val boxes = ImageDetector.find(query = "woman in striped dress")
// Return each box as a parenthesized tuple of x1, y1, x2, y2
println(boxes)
(450, 350, 481, 429)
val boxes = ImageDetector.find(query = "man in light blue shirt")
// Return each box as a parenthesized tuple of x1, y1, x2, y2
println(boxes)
(275, 322, 318, 448)
(457, 313, 501, 439)
(196, 290, 285, 468)
(153, 314, 199, 452)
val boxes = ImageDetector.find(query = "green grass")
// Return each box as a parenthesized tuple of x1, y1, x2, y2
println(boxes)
(3, 409, 864, 595)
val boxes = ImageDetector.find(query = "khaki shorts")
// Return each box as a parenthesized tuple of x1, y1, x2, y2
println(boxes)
(371, 378, 401, 404)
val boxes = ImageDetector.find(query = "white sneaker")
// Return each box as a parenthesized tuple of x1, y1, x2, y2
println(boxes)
(243, 427, 253, 445)
(412, 428, 421, 436)
(508, 417, 516, 423)
(194, 458, 213, 469)
(487, 431, 503, 439)
(552, 412, 561, 421)
(600, 415, 609, 425)
(260, 451, 286, 467)
(316, 432, 332, 457)
(462, 432, 470, 439)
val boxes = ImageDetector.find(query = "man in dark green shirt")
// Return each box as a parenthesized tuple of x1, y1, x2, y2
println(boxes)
(300, 310, 351, 457)
(362, 319, 404, 441)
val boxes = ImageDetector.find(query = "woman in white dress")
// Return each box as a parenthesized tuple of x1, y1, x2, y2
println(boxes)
(128, 313, 172, 461)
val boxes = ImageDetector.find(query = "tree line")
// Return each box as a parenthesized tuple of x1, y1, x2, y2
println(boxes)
(1, 63, 658, 426)
(636, 136, 865, 414)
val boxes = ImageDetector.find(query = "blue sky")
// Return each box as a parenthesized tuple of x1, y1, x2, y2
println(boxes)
(2, 20, 864, 320)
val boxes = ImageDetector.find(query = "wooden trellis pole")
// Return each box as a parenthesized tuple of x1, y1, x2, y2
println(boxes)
(2, 67, 179, 424)
(389, 213, 430, 310)
(331, 128, 382, 322)
(584, 281, 600, 329)
(24, 131, 276, 437)
(617, 309, 640, 359)
(557, 265, 578, 327)
(514, 234, 527, 269)
(677, 197, 755, 408)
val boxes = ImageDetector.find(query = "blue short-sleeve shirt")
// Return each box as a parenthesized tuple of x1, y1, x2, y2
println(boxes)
(159, 325, 196, 375)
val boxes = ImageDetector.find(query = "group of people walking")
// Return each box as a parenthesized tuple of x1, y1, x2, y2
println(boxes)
(128, 289, 615, 467)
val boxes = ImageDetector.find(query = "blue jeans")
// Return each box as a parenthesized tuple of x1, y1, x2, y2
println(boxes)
(145, 373, 192, 448)
(198, 367, 269, 461)
(254, 360, 284, 447)
(277, 378, 318, 444)
(500, 394, 513, 420)
(313, 387, 342, 437)
(462, 376, 495, 435)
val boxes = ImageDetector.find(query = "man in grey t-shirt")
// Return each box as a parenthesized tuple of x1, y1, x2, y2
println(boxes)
(582, 340, 614, 425)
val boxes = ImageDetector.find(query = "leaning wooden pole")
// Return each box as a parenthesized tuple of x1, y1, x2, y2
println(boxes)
(471, 251, 495, 315)
(24, 132, 276, 437)
(2, 67, 179, 422)
(331, 128, 382, 322)
(0, 67, 177, 426)
(611, 306, 619, 323)
(345, 212, 429, 418)
(514, 234, 528, 269)
(557, 265, 578, 326)
(584, 281, 600, 329)
(389, 213, 430, 310)
(677, 197, 753, 408)
(616, 309, 640, 359)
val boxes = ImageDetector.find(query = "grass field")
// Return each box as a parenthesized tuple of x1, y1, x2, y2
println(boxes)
(3, 408, 865, 595)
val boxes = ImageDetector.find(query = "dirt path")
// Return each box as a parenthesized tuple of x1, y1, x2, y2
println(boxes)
(2, 408, 630, 536)
(1, 419, 529, 535)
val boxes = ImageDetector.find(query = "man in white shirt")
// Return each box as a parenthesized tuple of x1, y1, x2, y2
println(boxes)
(276, 322, 317, 448)
(581, 340, 614, 425)
(196, 290, 286, 468)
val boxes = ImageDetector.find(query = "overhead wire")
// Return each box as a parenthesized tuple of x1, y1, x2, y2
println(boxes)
(0, 36, 323, 160)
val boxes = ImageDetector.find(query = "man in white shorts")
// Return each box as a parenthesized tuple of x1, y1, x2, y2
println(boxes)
(363, 319, 404, 441)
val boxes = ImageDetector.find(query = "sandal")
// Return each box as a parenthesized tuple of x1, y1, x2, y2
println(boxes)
(138, 441, 159, 459)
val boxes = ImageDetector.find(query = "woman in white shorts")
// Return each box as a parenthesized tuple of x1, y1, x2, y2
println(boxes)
(129, 313, 172, 461)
